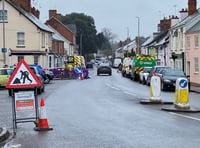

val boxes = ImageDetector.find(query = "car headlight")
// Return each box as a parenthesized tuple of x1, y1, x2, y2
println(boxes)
(164, 79, 171, 83)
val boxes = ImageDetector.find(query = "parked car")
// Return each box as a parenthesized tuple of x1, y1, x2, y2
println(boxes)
(159, 68, 190, 91)
(45, 69, 54, 80)
(113, 58, 122, 68)
(28, 64, 48, 83)
(86, 62, 93, 68)
(139, 67, 152, 84)
(8, 66, 45, 96)
(121, 57, 133, 77)
(147, 66, 170, 86)
(0, 68, 14, 87)
(97, 63, 112, 76)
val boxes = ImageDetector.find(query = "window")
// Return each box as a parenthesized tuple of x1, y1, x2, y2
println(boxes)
(17, 32, 25, 46)
(187, 36, 190, 49)
(195, 35, 199, 48)
(17, 56, 24, 63)
(0, 9, 7, 22)
(195, 57, 199, 73)
(41, 32, 45, 48)
(34, 55, 39, 64)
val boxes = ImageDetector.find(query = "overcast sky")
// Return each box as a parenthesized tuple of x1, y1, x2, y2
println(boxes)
(32, 0, 200, 42)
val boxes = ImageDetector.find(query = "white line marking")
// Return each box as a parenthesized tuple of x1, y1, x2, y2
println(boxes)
(123, 91, 136, 96)
(170, 112, 200, 122)
(111, 87, 120, 90)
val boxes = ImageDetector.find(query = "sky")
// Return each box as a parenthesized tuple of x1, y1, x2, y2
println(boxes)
(32, 0, 200, 42)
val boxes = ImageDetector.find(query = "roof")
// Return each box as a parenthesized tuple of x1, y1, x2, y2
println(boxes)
(146, 31, 168, 47)
(186, 20, 200, 34)
(48, 16, 74, 34)
(122, 40, 136, 51)
(6, 0, 52, 33)
(141, 36, 154, 46)
(65, 24, 77, 34)
(48, 26, 65, 42)
(170, 8, 200, 30)
(155, 33, 169, 46)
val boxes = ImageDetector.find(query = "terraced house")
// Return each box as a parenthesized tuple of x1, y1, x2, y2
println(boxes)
(0, 0, 55, 68)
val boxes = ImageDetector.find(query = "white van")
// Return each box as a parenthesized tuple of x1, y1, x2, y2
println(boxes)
(113, 58, 122, 68)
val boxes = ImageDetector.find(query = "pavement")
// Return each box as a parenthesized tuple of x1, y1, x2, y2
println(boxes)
(190, 85, 200, 93)
(0, 85, 200, 146)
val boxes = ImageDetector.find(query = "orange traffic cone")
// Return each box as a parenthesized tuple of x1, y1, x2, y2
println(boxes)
(81, 72, 84, 80)
(34, 98, 53, 131)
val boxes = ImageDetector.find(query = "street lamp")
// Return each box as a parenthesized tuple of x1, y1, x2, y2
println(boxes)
(2, 0, 6, 65)
(136, 16, 140, 54)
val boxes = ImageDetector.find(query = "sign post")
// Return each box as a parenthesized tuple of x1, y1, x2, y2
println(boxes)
(6, 59, 41, 133)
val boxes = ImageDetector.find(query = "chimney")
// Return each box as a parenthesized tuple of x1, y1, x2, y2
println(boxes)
(11, 0, 31, 12)
(160, 17, 171, 32)
(179, 8, 188, 21)
(188, 0, 197, 15)
(31, 7, 40, 19)
(49, 10, 62, 21)
(170, 15, 179, 27)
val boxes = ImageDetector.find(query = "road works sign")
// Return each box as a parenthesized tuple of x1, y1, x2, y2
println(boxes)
(6, 59, 41, 88)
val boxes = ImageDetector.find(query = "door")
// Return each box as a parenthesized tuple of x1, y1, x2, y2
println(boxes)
(186, 61, 190, 76)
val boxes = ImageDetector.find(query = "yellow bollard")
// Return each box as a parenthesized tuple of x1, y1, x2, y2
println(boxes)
(174, 78, 190, 109)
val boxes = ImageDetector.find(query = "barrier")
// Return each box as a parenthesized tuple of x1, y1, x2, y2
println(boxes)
(150, 76, 161, 102)
(140, 75, 173, 105)
(174, 78, 190, 109)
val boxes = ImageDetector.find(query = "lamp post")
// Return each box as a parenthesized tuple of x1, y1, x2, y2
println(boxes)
(136, 16, 140, 54)
(2, 0, 6, 65)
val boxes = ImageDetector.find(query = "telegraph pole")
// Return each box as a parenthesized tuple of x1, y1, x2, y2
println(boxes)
(136, 16, 140, 54)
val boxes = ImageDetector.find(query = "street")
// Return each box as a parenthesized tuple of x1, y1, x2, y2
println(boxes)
(1, 67, 200, 148)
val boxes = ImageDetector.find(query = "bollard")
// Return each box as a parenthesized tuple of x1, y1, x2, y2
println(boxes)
(174, 78, 190, 109)
(149, 76, 161, 102)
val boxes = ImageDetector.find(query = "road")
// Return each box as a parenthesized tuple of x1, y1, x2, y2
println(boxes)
(1, 67, 200, 148)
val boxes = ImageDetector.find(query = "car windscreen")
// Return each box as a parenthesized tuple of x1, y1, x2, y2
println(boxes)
(143, 68, 151, 73)
(0, 70, 7, 75)
(164, 69, 185, 76)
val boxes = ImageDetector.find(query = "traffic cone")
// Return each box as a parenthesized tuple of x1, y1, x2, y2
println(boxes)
(81, 72, 84, 80)
(34, 98, 53, 131)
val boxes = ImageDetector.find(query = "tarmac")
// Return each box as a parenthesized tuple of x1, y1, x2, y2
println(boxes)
(0, 85, 200, 146)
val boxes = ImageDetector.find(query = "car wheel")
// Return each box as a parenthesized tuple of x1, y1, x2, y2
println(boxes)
(109, 72, 112, 76)
(45, 77, 50, 84)
(8, 89, 12, 96)
(143, 78, 146, 85)
(37, 87, 42, 94)
(41, 84, 45, 92)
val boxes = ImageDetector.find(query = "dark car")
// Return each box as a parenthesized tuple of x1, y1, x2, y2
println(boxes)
(86, 62, 93, 68)
(45, 69, 54, 80)
(159, 68, 190, 91)
(147, 66, 170, 86)
(97, 62, 112, 76)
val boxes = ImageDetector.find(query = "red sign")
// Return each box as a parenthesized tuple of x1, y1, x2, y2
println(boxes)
(6, 59, 41, 88)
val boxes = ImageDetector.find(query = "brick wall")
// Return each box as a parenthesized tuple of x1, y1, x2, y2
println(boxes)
(188, 0, 196, 15)
(11, 0, 31, 12)
(49, 10, 62, 21)
(46, 18, 74, 43)
(11, 0, 40, 18)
